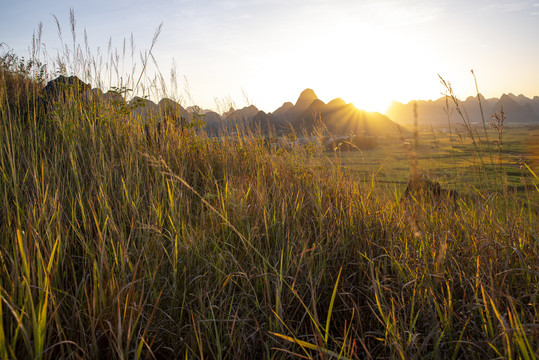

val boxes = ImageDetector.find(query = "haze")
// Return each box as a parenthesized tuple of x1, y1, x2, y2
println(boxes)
(2, 0, 539, 113)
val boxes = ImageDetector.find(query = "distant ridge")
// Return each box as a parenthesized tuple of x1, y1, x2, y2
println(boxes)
(285, 88, 320, 122)
(387, 93, 539, 126)
(225, 105, 259, 122)
(271, 102, 294, 122)
(202, 88, 402, 137)
(275, 89, 402, 136)
(295, 88, 318, 108)
(43, 75, 404, 137)
(491, 94, 538, 123)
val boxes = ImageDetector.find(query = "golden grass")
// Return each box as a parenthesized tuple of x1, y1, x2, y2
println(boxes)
(0, 25, 538, 359)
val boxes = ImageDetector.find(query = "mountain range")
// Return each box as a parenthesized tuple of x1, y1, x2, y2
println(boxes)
(108, 86, 403, 138)
(208, 88, 402, 137)
(89, 77, 538, 136)
(387, 93, 539, 127)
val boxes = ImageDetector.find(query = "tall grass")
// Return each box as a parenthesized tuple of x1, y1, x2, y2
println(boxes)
(1, 20, 538, 359)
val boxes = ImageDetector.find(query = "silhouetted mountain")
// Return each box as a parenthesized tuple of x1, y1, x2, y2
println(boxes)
(92, 88, 104, 99)
(491, 94, 538, 124)
(92, 88, 125, 107)
(225, 105, 259, 122)
(387, 93, 538, 127)
(464, 93, 497, 111)
(515, 94, 532, 104)
(202, 111, 221, 124)
(252, 110, 269, 122)
(296, 89, 318, 108)
(186, 105, 215, 115)
(207, 105, 262, 134)
(532, 97, 539, 115)
(387, 98, 448, 127)
(271, 102, 294, 122)
(202, 111, 224, 135)
(322, 105, 401, 137)
(326, 98, 347, 109)
(130, 97, 159, 122)
(41, 75, 408, 138)
(159, 98, 188, 118)
(42, 75, 92, 105)
(292, 99, 326, 132)
(222, 107, 235, 119)
(286, 89, 319, 122)
(278, 89, 402, 137)
(251, 111, 281, 133)
(204, 107, 280, 135)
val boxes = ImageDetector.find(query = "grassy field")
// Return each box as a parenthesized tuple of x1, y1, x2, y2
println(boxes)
(322, 126, 539, 194)
(1, 42, 538, 360)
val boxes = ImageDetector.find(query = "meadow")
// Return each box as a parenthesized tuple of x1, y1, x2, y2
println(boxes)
(1, 37, 538, 360)
(322, 126, 539, 194)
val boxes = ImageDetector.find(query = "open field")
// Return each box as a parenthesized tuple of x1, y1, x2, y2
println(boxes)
(1, 47, 539, 359)
(317, 126, 539, 195)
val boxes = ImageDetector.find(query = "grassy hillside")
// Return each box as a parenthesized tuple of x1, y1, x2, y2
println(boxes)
(1, 46, 538, 360)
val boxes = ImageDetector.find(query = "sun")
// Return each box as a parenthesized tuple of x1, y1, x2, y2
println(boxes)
(308, 20, 444, 115)
(349, 95, 392, 114)
(248, 17, 444, 115)
(337, 72, 394, 114)
(302, 26, 399, 114)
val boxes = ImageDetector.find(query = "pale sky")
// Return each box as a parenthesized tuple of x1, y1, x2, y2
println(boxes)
(2, 0, 539, 113)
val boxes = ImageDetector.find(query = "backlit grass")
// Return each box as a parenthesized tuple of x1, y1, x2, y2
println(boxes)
(0, 28, 538, 359)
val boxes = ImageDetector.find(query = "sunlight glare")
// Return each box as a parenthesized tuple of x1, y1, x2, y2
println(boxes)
(247, 13, 444, 114)
(314, 20, 442, 114)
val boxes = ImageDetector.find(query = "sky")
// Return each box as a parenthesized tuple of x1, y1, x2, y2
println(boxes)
(2, 0, 539, 114)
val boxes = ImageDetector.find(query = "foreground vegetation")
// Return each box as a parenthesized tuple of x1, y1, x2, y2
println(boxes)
(1, 39, 538, 360)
